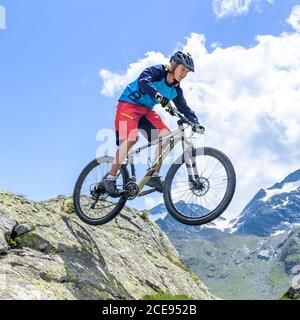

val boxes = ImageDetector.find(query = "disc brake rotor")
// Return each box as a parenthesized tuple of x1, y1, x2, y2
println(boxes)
(190, 177, 210, 196)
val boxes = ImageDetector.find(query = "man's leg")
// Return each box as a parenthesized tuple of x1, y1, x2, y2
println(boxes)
(146, 127, 170, 192)
(103, 139, 136, 197)
(109, 102, 142, 177)
(153, 128, 170, 174)
(109, 139, 136, 177)
(141, 110, 170, 176)
(103, 101, 143, 197)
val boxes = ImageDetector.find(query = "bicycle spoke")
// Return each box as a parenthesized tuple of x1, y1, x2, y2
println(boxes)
(170, 152, 230, 219)
(75, 159, 126, 222)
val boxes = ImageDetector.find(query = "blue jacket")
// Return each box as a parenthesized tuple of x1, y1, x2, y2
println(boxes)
(119, 64, 198, 123)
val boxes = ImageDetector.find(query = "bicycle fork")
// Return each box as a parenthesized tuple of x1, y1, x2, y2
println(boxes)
(182, 139, 201, 184)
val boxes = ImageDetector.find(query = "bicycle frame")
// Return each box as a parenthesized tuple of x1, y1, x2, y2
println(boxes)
(123, 122, 198, 197)
(74, 103, 235, 226)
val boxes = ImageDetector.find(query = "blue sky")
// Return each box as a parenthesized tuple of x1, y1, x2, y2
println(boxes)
(1, 0, 300, 217)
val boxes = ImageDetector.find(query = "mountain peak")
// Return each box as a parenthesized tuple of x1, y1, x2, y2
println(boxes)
(270, 168, 300, 190)
(231, 168, 300, 236)
(149, 202, 230, 235)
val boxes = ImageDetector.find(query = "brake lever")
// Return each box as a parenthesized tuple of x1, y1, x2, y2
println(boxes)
(177, 119, 185, 126)
(164, 104, 177, 116)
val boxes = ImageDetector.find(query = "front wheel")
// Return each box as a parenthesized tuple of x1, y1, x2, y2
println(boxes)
(163, 147, 236, 226)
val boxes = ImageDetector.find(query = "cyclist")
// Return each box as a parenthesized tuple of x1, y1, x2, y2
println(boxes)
(103, 51, 204, 197)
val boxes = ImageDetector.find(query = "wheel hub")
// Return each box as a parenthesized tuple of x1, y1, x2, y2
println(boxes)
(191, 177, 210, 196)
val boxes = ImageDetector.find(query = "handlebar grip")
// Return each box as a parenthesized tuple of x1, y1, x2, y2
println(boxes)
(160, 101, 194, 127)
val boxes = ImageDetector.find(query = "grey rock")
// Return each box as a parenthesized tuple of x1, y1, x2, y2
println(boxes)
(0, 235, 9, 254)
(291, 274, 300, 290)
(257, 249, 273, 261)
(287, 275, 300, 299)
(278, 227, 300, 274)
(291, 265, 300, 275)
(13, 223, 32, 236)
(0, 190, 218, 300)
(0, 210, 17, 232)
(0, 209, 17, 254)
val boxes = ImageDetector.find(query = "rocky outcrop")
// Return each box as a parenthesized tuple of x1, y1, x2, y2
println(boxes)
(281, 265, 300, 300)
(287, 266, 300, 299)
(0, 190, 217, 300)
(278, 226, 300, 274)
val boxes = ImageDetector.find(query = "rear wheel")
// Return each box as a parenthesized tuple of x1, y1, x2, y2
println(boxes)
(73, 157, 129, 225)
(163, 147, 236, 225)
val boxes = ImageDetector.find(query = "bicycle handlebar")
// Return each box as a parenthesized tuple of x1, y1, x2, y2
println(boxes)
(155, 98, 202, 129)
(164, 102, 194, 126)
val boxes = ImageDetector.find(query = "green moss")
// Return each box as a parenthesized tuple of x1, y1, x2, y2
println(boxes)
(78, 285, 110, 300)
(25, 276, 72, 300)
(18, 232, 56, 253)
(8, 236, 21, 248)
(65, 269, 80, 284)
(190, 273, 202, 285)
(27, 277, 49, 293)
(140, 211, 149, 221)
(165, 251, 202, 284)
(142, 293, 194, 300)
(61, 199, 75, 214)
(280, 293, 300, 300)
(166, 252, 190, 272)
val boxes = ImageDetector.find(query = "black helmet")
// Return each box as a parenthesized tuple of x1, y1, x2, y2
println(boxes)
(170, 51, 195, 72)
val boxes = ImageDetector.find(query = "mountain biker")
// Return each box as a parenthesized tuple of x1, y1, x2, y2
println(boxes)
(103, 51, 204, 197)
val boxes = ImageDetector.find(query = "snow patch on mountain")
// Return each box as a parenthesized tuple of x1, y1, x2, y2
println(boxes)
(272, 197, 289, 209)
(270, 230, 288, 236)
(262, 181, 300, 202)
(205, 216, 233, 232)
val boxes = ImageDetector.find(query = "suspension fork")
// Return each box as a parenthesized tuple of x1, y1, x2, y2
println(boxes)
(182, 136, 200, 182)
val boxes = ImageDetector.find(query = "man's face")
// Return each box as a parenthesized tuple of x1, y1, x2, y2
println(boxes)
(174, 64, 190, 81)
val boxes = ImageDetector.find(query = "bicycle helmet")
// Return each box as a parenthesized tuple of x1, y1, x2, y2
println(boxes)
(170, 51, 195, 72)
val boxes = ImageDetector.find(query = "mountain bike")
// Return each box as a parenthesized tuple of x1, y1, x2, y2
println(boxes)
(73, 103, 236, 226)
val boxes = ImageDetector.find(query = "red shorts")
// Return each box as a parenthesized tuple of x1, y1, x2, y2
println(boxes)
(115, 101, 169, 146)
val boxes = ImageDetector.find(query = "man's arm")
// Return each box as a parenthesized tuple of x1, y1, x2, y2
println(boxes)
(138, 65, 165, 96)
(173, 86, 199, 123)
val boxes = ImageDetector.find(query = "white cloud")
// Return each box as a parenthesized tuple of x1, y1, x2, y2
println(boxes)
(99, 30, 300, 219)
(212, 0, 253, 18)
(286, 5, 300, 33)
(144, 195, 163, 210)
(99, 51, 167, 96)
(212, 0, 274, 18)
(211, 41, 222, 49)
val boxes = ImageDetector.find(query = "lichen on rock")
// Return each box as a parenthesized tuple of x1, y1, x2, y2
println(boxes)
(0, 189, 218, 300)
